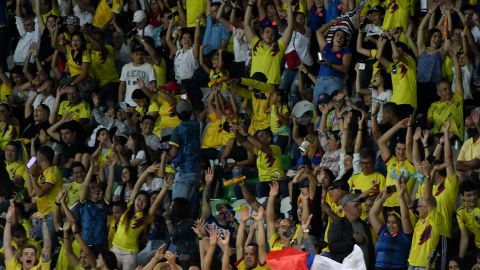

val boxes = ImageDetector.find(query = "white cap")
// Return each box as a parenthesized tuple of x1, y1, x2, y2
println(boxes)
(133, 10, 147, 23)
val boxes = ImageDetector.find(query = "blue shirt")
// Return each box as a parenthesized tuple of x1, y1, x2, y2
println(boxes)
(202, 16, 230, 55)
(78, 199, 109, 246)
(0, 1, 6, 26)
(374, 225, 412, 268)
(170, 120, 201, 173)
(307, 5, 325, 32)
(318, 44, 351, 78)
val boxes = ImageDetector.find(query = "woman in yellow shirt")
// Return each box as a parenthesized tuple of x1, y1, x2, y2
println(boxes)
(265, 89, 289, 152)
(111, 174, 168, 269)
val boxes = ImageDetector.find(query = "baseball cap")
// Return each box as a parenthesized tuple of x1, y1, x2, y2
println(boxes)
(317, 93, 331, 105)
(341, 193, 363, 207)
(65, 15, 80, 26)
(216, 204, 235, 215)
(176, 100, 192, 114)
(328, 180, 350, 192)
(368, 5, 386, 15)
(133, 10, 147, 23)
(159, 81, 181, 95)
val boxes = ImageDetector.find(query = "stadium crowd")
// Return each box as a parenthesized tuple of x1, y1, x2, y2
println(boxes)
(0, 0, 479, 269)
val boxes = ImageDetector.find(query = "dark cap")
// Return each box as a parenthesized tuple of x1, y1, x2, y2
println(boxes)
(317, 93, 331, 105)
(131, 42, 146, 53)
(328, 180, 350, 192)
(368, 5, 386, 15)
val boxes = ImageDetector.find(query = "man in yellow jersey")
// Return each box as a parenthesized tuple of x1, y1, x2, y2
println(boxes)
(4, 141, 27, 189)
(457, 108, 480, 173)
(457, 180, 480, 265)
(236, 125, 285, 197)
(27, 146, 62, 244)
(321, 180, 348, 256)
(378, 118, 416, 215)
(348, 149, 384, 219)
(408, 160, 443, 269)
(4, 200, 52, 270)
(53, 85, 91, 127)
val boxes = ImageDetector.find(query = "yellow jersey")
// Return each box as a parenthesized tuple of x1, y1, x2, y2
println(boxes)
(256, 145, 284, 182)
(382, 156, 416, 207)
(186, 0, 207, 27)
(348, 171, 385, 219)
(323, 192, 345, 252)
(58, 100, 91, 121)
(0, 81, 12, 103)
(112, 210, 149, 253)
(202, 112, 225, 149)
(154, 59, 167, 87)
(249, 36, 286, 85)
(382, 0, 411, 31)
(6, 257, 50, 270)
(5, 160, 26, 184)
(55, 240, 81, 270)
(268, 224, 301, 251)
(36, 166, 62, 215)
(458, 137, 480, 162)
(66, 46, 91, 77)
(66, 181, 83, 207)
(389, 55, 417, 108)
(408, 209, 443, 268)
(236, 258, 270, 270)
(92, 0, 123, 29)
(154, 96, 181, 135)
(90, 45, 119, 86)
(457, 202, 480, 248)
(269, 104, 289, 135)
(427, 92, 464, 140)
(136, 101, 161, 137)
(248, 91, 270, 135)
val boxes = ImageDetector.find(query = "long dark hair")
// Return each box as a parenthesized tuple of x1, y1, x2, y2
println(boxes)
(119, 166, 137, 203)
(71, 32, 87, 65)
(121, 190, 151, 229)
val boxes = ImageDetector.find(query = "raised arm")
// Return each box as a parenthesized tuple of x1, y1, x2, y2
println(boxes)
(71, 222, 95, 267)
(281, 0, 294, 45)
(451, 48, 464, 98)
(378, 118, 409, 161)
(165, 20, 178, 55)
(417, 4, 437, 53)
(244, 0, 257, 43)
(193, 18, 201, 60)
(397, 174, 413, 234)
(130, 163, 161, 204)
(356, 32, 372, 57)
(148, 176, 171, 216)
(420, 161, 437, 210)
(442, 119, 455, 178)
(266, 181, 279, 239)
(3, 200, 16, 262)
(406, 115, 415, 162)
(254, 206, 267, 264)
(369, 191, 388, 233)
(236, 206, 250, 260)
(79, 163, 94, 202)
(201, 167, 214, 219)
(143, 244, 167, 270)
(63, 221, 81, 266)
(104, 161, 116, 203)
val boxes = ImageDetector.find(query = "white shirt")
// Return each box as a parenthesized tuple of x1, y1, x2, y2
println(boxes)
(115, 43, 130, 72)
(363, 23, 382, 37)
(14, 17, 40, 63)
(232, 27, 250, 64)
(452, 64, 473, 100)
(174, 48, 198, 82)
(140, 177, 163, 193)
(32, 93, 55, 112)
(137, 24, 155, 38)
(73, 4, 93, 26)
(120, 62, 156, 106)
(370, 88, 392, 124)
(284, 30, 313, 67)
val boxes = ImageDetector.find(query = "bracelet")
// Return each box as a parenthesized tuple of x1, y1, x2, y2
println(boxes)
(423, 145, 428, 148)
(302, 228, 310, 233)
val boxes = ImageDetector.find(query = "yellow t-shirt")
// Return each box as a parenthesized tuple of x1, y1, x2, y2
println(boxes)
(66, 181, 83, 207)
(427, 93, 464, 140)
(256, 145, 284, 182)
(458, 137, 480, 163)
(108, 216, 119, 249)
(112, 210, 149, 253)
(154, 96, 181, 133)
(90, 45, 119, 86)
(408, 209, 443, 268)
(186, 0, 207, 27)
(457, 203, 480, 248)
(98, 148, 113, 168)
(348, 171, 385, 219)
(202, 112, 225, 149)
(389, 55, 417, 108)
(92, 0, 123, 28)
(381, 156, 416, 207)
(56, 240, 81, 270)
(66, 46, 91, 77)
(248, 91, 270, 135)
(0, 82, 12, 103)
(416, 175, 459, 238)
(154, 59, 167, 87)
(6, 257, 50, 270)
(5, 160, 26, 183)
(267, 224, 301, 251)
(36, 166, 62, 215)
(249, 36, 286, 85)
(382, 0, 410, 32)
(41, 6, 60, 23)
(269, 104, 289, 135)
(58, 100, 91, 122)
(236, 258, 270, 270)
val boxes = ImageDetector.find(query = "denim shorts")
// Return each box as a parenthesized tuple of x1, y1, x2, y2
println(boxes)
(313, 76, 345, 104)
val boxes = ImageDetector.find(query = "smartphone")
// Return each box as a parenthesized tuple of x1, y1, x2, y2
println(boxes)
(298, 140, 310, 152)
(180, 94, 187, 100)
(386, 185, 397, 194)
(357, 63, 366, 70)
(27, 156, 37, 168)
(317, 52, 325, 62)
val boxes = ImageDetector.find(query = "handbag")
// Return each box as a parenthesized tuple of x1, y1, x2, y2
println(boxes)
(284, 33, 301, 69)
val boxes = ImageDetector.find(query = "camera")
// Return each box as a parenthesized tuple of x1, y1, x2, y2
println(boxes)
(386, 185, 396, 194)
(357, 63, 366, 70)
(317, 52, 325, 62)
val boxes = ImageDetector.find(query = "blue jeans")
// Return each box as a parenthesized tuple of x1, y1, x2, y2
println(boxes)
(173, 171, 201, 209)
(313, 76, 345, 104)
(279, 68, 301, 108)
